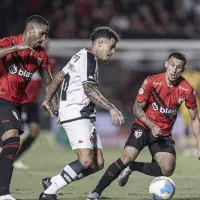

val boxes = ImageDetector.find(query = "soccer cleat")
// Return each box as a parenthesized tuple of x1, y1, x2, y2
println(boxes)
(41, 177, 52, 190)
(39, 193, 57, 200)
(0, 194, 16, 200)
(39, 177, 57, 200)
(118, 167, 132, 187)
(13, 160, 30, 170)
(87, 192, 100, 200)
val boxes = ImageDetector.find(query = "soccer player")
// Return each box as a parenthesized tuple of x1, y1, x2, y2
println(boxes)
(87, 52, 200, 200)
(0, 15, 58, 200)
(13, 38, 57, 170)
(39, 27, 124, 200)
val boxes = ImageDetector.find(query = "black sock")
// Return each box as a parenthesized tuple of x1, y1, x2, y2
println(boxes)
(93, 159, 126, 195)
(15, 135, 36, 160)
(129, 161, 163, 176)
(0, 137, 20, 195)
(77, 167, 94, 180)
(60, 160, 85, 184)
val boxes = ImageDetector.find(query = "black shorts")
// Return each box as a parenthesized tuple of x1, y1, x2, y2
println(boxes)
(0, 98, 23, 137)
(21, 103, 40, 124)
(125, 123, 176, 158)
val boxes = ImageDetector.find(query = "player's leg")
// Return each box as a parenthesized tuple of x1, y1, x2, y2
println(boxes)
(87, 146, 139, 200)
(15, 103, 40, 166)
(0, 98, 23, 199)
(118, 124, 152, 187)
(88, 123, 147, 199)
(150, 137, 176, 177)
(39, 119, 100, 200)
(118, 136, 176, 187)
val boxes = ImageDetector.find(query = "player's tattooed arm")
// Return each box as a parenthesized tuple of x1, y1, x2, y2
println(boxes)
(83, 82, 114, 110)
(40, 70, 64, 115)
(133, 100, 154, 129)
(42, 70, 65, 102)
(83, 82, 124, 125)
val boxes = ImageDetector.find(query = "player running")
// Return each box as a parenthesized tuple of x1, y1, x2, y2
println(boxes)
(39, 26, 124, 200)
(87, 52, 200, 200)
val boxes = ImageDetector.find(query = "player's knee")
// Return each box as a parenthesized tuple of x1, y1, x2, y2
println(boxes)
(79, 157, 94, 169)
(161, 165, 175, 177)
(120, 152, 133, 165)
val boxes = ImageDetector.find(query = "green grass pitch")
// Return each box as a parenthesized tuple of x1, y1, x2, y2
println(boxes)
(12, 134, 200, 200)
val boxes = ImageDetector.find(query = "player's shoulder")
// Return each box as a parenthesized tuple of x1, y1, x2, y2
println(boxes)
(145, 72, 164, 83)
(179, 76, 194, 91)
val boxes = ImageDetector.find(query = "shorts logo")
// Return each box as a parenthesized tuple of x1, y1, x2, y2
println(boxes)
(12, 111, 19, 120)
(89, 135, 94, 143)
(134, 130, 142, 138)
(78, 140, 83, 144)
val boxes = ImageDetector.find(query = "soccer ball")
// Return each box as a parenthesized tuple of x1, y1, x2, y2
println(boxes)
(149, 176, 175, 200)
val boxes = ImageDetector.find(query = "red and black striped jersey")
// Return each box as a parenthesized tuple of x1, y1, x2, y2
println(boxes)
(135, 72, 197, 136)
(0, 34, 49, 105)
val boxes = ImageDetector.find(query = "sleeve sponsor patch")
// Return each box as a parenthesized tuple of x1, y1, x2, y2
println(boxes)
(139, 88, 144, 94)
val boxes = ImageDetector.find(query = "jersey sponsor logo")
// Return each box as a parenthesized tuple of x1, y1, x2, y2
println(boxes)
(9, 64, 17, 74)
(152, 102, 177, 116)
(8, 64, 33, 78)
(139, 88, 144, 94)
(134, 130, 143, 138)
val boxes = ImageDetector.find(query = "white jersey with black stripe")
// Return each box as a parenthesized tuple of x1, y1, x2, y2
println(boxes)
(59, 48, 98, 123)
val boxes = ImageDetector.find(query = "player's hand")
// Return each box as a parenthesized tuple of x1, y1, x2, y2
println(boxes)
(17, 43, 35, 52)
(41, 100, 54, 117)
(197, 148, 200, 160)
(109, 107, 124, 126)
(150, 123, 162, 138)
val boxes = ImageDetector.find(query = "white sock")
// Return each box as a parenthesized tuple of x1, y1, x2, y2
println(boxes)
(45, 174, 66, 194)
(45, 165, 79, 194)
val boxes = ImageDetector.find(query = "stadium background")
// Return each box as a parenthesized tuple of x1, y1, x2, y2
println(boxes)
(3, 0, 200, 199)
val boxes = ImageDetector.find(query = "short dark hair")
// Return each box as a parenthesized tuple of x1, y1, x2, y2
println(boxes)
(25, 15, 49, 27)
(91, 26, 119, 42)
(168, 52, 186, 65)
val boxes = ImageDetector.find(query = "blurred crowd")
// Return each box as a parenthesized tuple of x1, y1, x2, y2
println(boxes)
(1, 0, 200, 39)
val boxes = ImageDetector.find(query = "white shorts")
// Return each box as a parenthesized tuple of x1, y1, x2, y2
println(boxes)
(62, 119, 103, 150)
